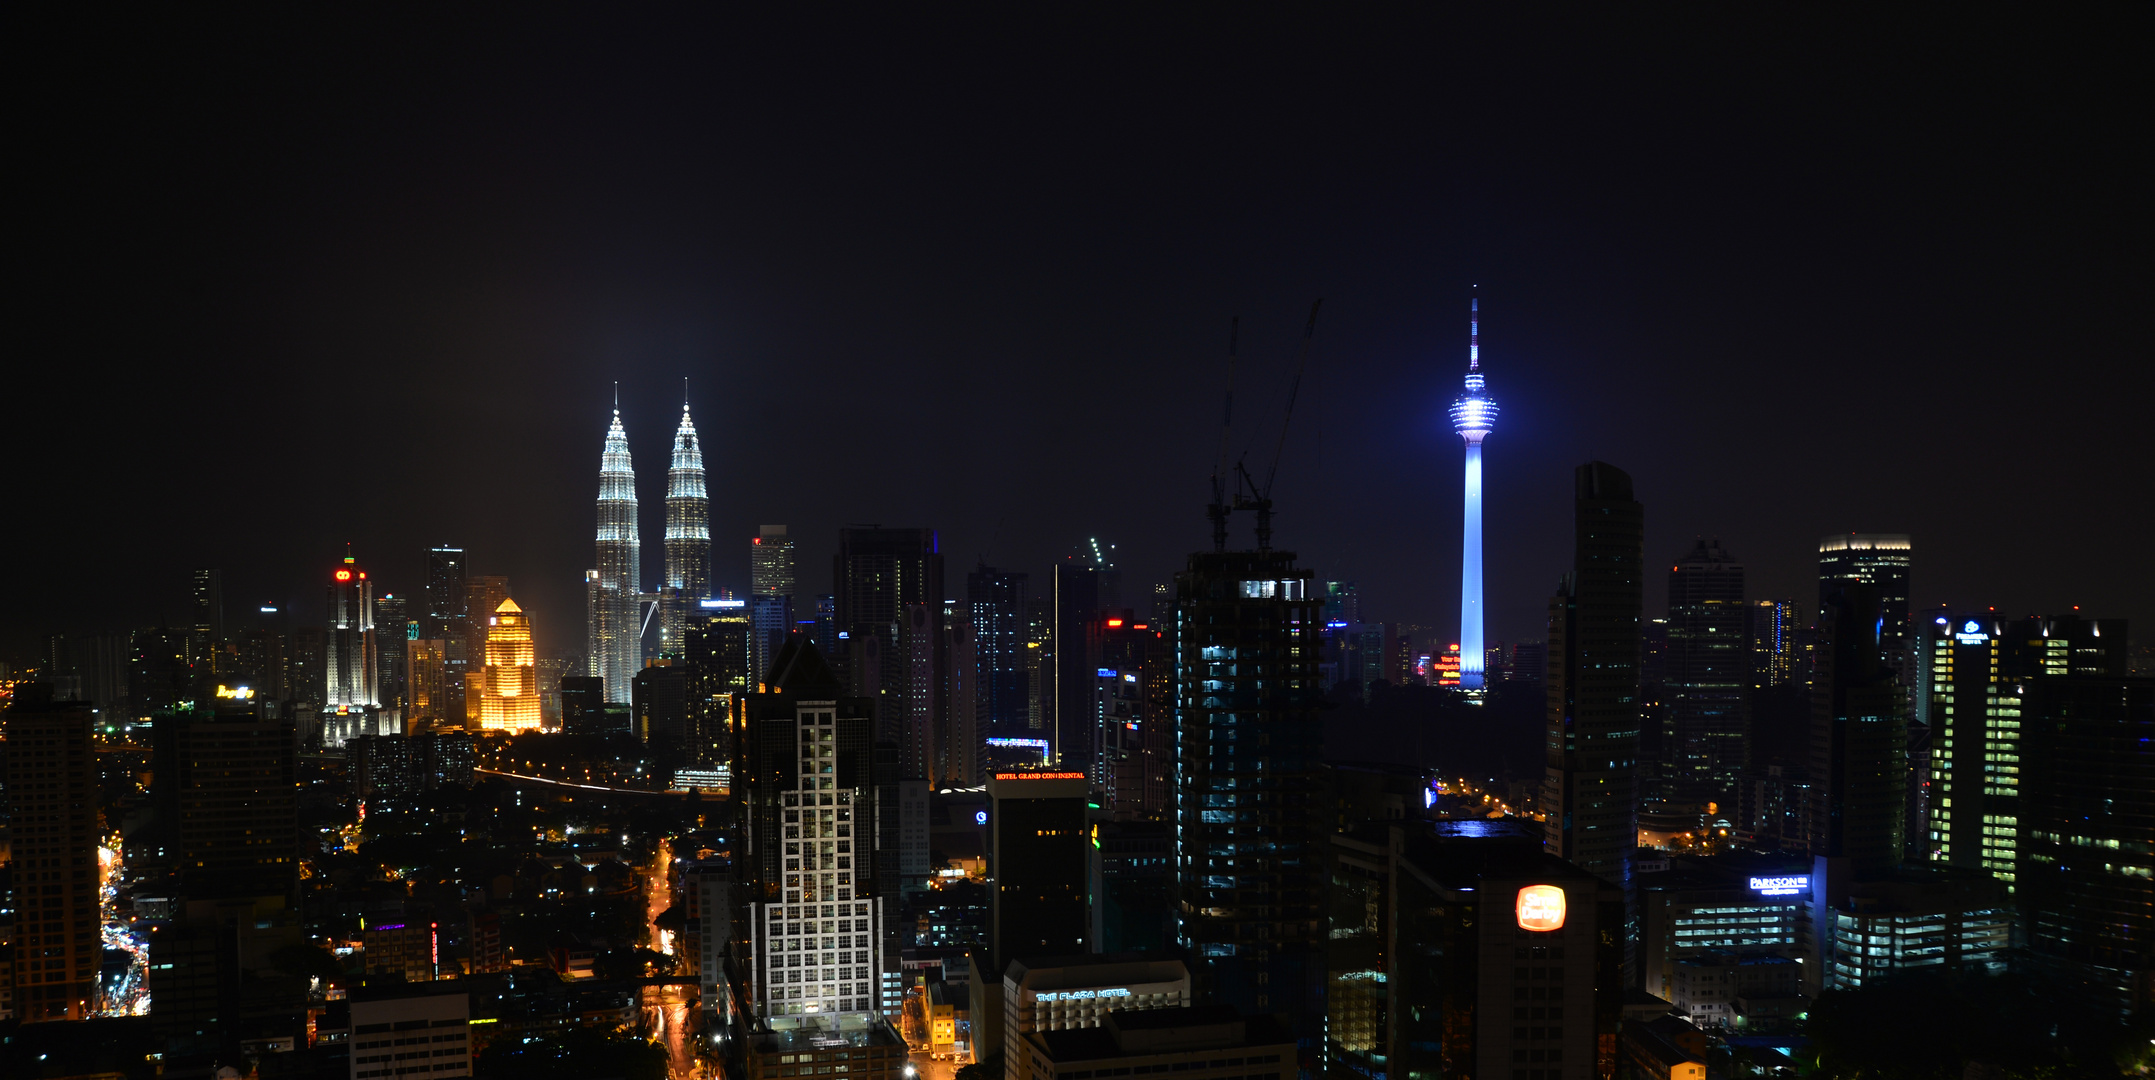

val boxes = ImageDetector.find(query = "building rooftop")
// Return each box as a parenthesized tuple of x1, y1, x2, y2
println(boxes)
(1035, 1007, 1290, 1063)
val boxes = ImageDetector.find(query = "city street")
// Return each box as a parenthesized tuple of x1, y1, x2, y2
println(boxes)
(909, 1048, 960, 1080)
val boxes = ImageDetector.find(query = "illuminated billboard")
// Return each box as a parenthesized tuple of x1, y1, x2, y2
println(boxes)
(1749, 875, 1810, 896)
(1515, 885, 1566, 931)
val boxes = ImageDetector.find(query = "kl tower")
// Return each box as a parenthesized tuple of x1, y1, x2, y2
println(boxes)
(1448, 292, 1499, 693)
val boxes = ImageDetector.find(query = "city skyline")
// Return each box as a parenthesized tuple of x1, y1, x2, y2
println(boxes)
(5, 9, 2150, 1075)
(8, 10, 2147, 663)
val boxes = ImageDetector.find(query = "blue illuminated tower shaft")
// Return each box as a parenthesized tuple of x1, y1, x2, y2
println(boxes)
(1461, 435, 1485, 688)
(1447, 294, 1498, 691)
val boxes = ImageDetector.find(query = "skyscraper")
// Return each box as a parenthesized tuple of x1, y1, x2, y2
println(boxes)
(2019, 674, 2154, 1015)
(685, 599, 751, 772)
(1053, 559, 1116, 775)
(375, 592, 410, 713)
(4, 686, 101, 1022)
(154, 691, 300, 901)
(1749, 599, 1799, 690)
(752, 525, 797, 683)
(424, 545, 467, 640)
(1923, 612, 2126, 884)
(1541, 462, 1644, 894)
(1666, 539, 1748, 790)
(1807, 581, 1907, 871)
(324, 553, 381, 745)
(833, 527, 944, 735)
(591, 404, 642, 703)
(1448, 294, 1498, 692)
(1816, 533, 1912, 657)
(479, 597, 540, 733)
(191, 567, 224, 679)
(1172, 548, 1325, 1060)
(967, 564, 1029, 737)
(988, 770, 1091, 970)
(720, 637, 906, 1077)
(658, 397, 712, 658)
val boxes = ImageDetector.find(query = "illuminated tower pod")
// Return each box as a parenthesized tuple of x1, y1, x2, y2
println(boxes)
(480, 597, 542, 733)
(659, 398, 712, 657)
(590, 404, 641, 703)
(1448, 295, 1499, 691)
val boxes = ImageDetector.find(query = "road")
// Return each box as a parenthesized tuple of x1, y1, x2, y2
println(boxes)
(641, 843, 707, 1079)
(910, 1049, 960, 1080)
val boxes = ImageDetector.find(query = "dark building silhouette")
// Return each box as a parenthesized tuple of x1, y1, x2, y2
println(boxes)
(190, 568, 224, 680)
(967, 564, 1030, 736)
(988, 770, 1091, 971)
(1326, 819, 1625, 1080)
(751, 524, 797, 684)
(686, 601, 751, 772)
(1053, 561, 1117, 776)
(153, 694, 300, 902)
(2019, 675, 2154, 1016)
(4, 686, 101, 1022)
(633, 661, 689, 775)
(423, 546, 467, 640)
(1541, 462, 1645, 897)
(1815, 534, 1912, 656)
(1171, 547, 1325, 1063)
(1807, 582, 1907, 872)
(559, 675, 607, 733)
(833, 527, 945, 739)
(1090, 820, 1173, 954)
(902, 602, 978, 788)
(1666, 539, 1747, 794)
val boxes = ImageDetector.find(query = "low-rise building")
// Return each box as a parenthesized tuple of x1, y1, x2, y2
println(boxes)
(1636, 855, 1809, 1005)
(1814, 863, 2010, 991)
(1669, 953, 1801, 1030)
(1003, 955, 1189, 1080)
(1620, 1015, 1707, 1080)
(349, 986, 471, 1080)
(1022, 1007, 1292, 1080)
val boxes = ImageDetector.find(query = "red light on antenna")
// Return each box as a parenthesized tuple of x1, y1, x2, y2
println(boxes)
(335, 570, 352, 581)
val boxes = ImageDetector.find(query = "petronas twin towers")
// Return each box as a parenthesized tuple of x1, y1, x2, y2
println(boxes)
(588, 390, 711, 702)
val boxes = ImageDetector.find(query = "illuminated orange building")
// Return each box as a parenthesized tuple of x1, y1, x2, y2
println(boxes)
(479, 598, 541, 732)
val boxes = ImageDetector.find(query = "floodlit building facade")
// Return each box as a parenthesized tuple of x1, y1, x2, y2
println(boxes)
(590, 405, 642, 703)
(479, 598, 541, 733)
(657, 399, 712, 658)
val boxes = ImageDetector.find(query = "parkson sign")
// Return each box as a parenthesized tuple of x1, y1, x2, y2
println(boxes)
(1749, 875, 1810, 896)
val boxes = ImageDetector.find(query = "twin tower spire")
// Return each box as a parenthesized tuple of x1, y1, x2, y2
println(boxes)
(589, 383, 711, 703)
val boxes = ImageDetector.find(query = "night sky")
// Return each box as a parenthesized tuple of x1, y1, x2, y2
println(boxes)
(12, 8, 2149, 660)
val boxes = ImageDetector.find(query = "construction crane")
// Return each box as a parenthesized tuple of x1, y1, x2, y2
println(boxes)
(1207, 299, 1323, 552)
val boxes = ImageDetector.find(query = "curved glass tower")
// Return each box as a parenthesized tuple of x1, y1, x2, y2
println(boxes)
(1448, 295, 1499, 691)
(591, 404, 641, 702)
